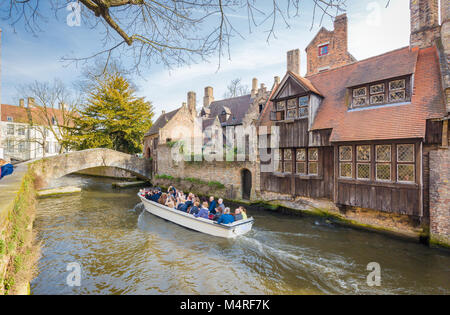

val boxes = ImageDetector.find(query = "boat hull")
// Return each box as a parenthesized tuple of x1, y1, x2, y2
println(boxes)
(138, 195, 254, 238)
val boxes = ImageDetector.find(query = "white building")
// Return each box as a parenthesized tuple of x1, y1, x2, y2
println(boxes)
(1, 100, 68, 162)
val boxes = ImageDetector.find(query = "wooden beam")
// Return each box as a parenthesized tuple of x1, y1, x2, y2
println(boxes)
(442, 119, 449, 148)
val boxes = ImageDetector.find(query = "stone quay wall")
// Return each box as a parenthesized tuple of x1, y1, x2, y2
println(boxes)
(429, 147, 450, 247)
(155, 144, 260, 200)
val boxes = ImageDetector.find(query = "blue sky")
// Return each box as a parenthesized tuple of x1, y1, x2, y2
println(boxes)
(0, 0, 410, 117)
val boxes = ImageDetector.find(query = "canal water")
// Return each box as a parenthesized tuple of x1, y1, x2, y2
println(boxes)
(31, 175, 450, 295)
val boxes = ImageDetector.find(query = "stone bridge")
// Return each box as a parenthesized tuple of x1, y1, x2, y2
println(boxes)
(31, 148, 152, 187)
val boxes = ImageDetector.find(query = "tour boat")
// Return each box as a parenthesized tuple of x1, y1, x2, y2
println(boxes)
(138, 193, 254, 238)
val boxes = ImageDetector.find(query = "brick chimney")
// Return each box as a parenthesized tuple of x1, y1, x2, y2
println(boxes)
(305, 13, 355, 76)
(251, 78, 258, 98)
(410, 0, 440, 48)
(203, 86, 214, 107)
(19, 99, 24, 107)
(187, 91, 196, 115)
(27, 97, 35, 108)
(287, 49, 300, 74)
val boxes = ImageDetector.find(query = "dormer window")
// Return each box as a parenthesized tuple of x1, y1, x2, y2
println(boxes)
(351, 76, 410, 109)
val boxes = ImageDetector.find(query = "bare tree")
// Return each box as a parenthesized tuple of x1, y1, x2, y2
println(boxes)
(2, 0, 346, 73)
(223, 78, 249, 98)
(17, 79, 80, 154)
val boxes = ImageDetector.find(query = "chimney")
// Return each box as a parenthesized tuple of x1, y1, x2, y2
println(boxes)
(410, 0, 440, 48)
(305, 13, 354, 76)
(19, 99, 24, 107)
(162, 110, 166, 115)
(441, 0, 450, 113)
(258, 83, 266, 97)
(203, 86, 214, 107)
(334, 14, 348, 55)
(287, 49, 300, 74)
(274, 76, 280, 86)
(187, 91, 196, 114)
(251, 78, 258, 98)
(27, 97, 35, 108)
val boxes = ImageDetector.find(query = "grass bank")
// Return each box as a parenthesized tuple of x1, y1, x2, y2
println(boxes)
(0, 163, 40, 295)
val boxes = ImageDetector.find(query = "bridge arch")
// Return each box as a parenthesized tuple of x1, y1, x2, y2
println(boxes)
(31, 148, 152, 188)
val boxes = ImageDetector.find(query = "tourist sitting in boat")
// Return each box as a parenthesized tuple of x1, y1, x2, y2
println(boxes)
(217, 208, 235, 224)
(166, 199, 176, 209)
(240, 207, 248, 220)
(194, 202, 210, 219)
(158, 193, 167, 205)
(216, 198, 225, 213)
(150, 189, 162, 202)
(234, 208, 243, 221)
(208, 196, 217, 214)
(189, 201, 200, 215)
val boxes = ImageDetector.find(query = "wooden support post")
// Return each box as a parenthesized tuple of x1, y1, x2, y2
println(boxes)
(442, 119, 449, 148)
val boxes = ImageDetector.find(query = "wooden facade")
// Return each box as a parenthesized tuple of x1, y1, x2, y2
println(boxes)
(259, 70, 445, 219)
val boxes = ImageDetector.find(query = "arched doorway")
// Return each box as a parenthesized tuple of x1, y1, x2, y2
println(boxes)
(241, 169, 252, 200)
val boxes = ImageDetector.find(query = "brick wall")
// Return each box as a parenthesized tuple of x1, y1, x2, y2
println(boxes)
(156, 144, 260, 200)
(305, 14, 355, 76)
(429, 147, 450, 246)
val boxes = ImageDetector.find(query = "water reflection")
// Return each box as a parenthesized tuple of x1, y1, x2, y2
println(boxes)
(31, 175, 450, 295)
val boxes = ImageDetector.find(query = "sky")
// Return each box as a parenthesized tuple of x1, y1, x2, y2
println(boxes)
(0, 0, 411, 117)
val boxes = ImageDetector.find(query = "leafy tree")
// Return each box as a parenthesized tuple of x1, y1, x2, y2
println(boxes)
(68, 72, 153, 154)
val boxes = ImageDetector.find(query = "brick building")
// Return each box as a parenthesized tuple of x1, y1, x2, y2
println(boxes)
(258, 0, 449, 246)
(146, 0, 449, 246)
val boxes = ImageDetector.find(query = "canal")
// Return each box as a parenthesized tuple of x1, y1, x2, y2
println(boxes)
(31, 175, 450, 294)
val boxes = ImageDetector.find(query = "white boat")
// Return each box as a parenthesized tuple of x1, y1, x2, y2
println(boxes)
(138, 193, 254, 238)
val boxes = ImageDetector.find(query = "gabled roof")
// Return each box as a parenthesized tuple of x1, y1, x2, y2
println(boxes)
(1, 104, 72, 126)
(205, 94, 253, 126)
(309, 46, 446, 142)
(145, 108, 180, 136)
(272, 71, 322, 100)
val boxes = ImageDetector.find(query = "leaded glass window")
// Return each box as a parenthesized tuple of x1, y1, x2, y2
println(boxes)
(397, 144, 414, 163)
(376, 145, 391, 162)
(353, 87, 367, 97)
(298, 96, 309, 118)
(397, 164, 414, 182)
(308, 148, 318, 175)
(299, 96, 308, 106)
(339, 146, 353, 178)
(353, 96, 367, 107)
(389, 90, 406, 102)
(389, 79, 406, 102)
(356, 145, 371, 180)
(276, 101, 285, 111)
(339, 146, 352, 161)
(376, 145, 391, 181)
(397, 144, 415, 182)
(286, 109, 297, 119)
(298, 106, 308, 118)
(296, 148, 306, 174)
(389, 79, 405, 90)
(370, 94, 385, 105)
(370, 83, 385, 94)
(287, 98, 297, 109)
(283, 149, 292, 173)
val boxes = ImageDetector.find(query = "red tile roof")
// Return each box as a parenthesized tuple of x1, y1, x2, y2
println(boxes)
(1, 104, 71, 126)
(308, 46, 446, 142)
